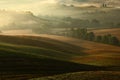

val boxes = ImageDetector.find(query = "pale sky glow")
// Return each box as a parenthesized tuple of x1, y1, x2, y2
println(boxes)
(0, 0, 88, 9)
(0, 0, 60, 26)
(0, 0, 119, 28)
(0, 0, 58, 7)
(0, 0, 119, 14)
(0, 0, 60, 14)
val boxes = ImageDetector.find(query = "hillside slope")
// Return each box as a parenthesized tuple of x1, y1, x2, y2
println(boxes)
(35, 34, 120, 66)
(91, 28, 120, 40)
(0, 34, 120, 80)
(0, 35, 85, 58)
(0, 34, 120, 66)
(0, 47, 96, 80)
(0, 35, 104, 80)
(30, 71, 120, 80)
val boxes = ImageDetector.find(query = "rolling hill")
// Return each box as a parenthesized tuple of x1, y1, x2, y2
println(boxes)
(0, 34, 120, 80)
(35, 34, 120, 66)
(0, 34, 105, 80)
(0, 34, 120, 67)
(26, 34, 120, 80)
(90, 28, 120, 40)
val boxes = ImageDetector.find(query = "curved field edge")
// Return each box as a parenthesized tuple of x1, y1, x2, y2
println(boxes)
(0, 40, 105, 80)
(35, 34, 120, 66)
(0, 42, 78, 60)
(0, 35, 84, 55)
(0, 35, 120, 80)
(0, 34, 120, 67)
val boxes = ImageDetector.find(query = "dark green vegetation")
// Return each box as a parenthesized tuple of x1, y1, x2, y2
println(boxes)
(30, 71, 120, 80)
(63, 28, 120, 46)
(0, 35, 106, 80)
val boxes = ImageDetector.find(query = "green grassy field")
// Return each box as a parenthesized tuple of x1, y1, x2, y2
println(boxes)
(36, 34, 120, 66)
(0, 35, 120, 80)
(0, 35, 104, 80)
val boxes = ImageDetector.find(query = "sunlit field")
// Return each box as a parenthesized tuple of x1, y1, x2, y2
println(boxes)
(0, 0, 120, 80)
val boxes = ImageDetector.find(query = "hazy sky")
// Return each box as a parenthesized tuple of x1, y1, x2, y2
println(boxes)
(0, 0, 119, 14)
(0, 0, 61, 12)
(0, 0, 92, 9)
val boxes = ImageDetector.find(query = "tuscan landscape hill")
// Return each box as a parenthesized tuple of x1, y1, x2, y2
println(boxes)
(0, 34, 120, 80)
(0, 34, 104, 80)
(0, 0, 120, 80)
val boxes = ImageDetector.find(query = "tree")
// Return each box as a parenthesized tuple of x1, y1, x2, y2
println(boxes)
(96, 35, 102, 42)
(87, 32, 95, 41)
(102, 34, 113, 44)
(79, 28, 87, 39)
(66, 28, 120, 46)
(102, 35, 109, 44)
(102, 3, 107, 7)
(106, 34, 112, 44)
(111, 36, 120, 46)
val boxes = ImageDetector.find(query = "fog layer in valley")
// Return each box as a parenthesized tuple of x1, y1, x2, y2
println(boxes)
(0, 0, 120, 34)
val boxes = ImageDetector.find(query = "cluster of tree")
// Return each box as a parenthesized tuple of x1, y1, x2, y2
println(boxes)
(65, 28, 120, 46)
(96, 34, 120, 46)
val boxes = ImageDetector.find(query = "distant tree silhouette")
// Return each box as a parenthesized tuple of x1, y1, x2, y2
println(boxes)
(79, 28, 87, 39)
(102, 35, 109, 43)
(66, 28, 120, 46)
(87, 32, 95, 41)
(96, 35, 102, 42)
(111, 36, 120, 46)
(102, 3, 107, 7)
